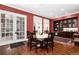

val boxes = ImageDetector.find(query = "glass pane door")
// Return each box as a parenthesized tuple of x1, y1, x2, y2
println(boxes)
(0, 10, 27, 46)
(0, 14, 13, 41)
(16, 16, 25, 40)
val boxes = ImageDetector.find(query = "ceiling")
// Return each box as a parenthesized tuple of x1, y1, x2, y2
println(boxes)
(5, 4, 79, 19)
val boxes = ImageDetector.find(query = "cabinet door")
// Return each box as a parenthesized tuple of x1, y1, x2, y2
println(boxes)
(72, 19, 77, 27)
(68, 20, 72, 28)
(63, 20, 68, 28)
(59, 21, 63, 31)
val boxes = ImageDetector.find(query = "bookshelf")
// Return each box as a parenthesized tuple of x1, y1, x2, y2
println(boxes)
(54, 17, 78, 32)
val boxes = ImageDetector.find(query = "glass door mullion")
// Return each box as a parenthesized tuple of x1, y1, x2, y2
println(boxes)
(0, 14, 1, 40)
(13, 16, 16, 40)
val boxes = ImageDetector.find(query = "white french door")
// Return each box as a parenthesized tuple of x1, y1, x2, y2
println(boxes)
(0, 10, 27, 46)
(14, 14, 27, 40)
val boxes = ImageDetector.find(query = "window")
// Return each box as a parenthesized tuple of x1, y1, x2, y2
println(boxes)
(43, 19, 49, 32)
(33, 16, 42, 33)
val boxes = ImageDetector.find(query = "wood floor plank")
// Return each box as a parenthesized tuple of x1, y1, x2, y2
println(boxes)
(0, 42, 79, 55)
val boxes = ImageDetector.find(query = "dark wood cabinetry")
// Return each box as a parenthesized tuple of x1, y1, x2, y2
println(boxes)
(54, 21, 60, 31)
(57, 31, 76, 38)
(54, 17, 78, 32)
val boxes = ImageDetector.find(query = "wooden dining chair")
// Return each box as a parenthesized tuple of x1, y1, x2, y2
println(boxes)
(43, 33, 54, 53)
(27, 31, 32, 46)
(28, 32, 40, 53)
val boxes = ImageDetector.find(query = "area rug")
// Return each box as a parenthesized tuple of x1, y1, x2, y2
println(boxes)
(54, 36, 73, 45)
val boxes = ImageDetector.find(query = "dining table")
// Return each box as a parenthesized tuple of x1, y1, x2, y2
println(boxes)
(36, 33, 48, 48)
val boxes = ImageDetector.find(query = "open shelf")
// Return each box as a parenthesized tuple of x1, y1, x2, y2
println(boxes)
(54, 17, 78, 32)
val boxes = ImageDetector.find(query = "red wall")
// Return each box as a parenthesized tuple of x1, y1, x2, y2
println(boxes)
(50, 19, 54, 32)
(27, 14, 33, 32)
(55, 13, 79, 21)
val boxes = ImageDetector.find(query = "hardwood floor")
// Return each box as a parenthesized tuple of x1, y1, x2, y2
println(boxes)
(0, 42, 79, 55)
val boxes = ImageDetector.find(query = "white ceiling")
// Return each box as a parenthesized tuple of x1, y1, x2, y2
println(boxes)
(5, 4, 79, 19)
